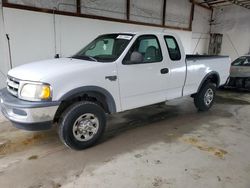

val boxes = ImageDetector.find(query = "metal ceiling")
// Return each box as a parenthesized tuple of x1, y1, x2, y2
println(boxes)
(198, 0, 250, 9)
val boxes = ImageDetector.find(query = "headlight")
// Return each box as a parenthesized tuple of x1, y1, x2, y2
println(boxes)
(20, 83, 52, 101)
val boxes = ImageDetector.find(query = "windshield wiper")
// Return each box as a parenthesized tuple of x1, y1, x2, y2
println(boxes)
(71, 55, 98, 62)
(87, 56, 98, 62)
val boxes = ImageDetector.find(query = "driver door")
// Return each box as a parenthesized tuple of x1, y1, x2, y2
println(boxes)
(117, 35, 168, 111)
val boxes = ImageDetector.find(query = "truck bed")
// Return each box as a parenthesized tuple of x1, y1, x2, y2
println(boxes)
(183, 54, 231, 96)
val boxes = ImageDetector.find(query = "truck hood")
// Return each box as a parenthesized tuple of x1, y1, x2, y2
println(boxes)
(8, 58, 100, 82)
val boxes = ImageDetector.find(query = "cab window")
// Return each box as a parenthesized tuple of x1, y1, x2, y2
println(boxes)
(164, 36, 181, 61)
(123, 35, 163, 64)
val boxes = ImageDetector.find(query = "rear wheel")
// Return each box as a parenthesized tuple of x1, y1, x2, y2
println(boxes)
(194, 82, 216, 111)
(58, 101, 106, 150)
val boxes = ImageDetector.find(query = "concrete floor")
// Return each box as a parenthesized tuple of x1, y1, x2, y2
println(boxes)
(0, 89, 250, 188)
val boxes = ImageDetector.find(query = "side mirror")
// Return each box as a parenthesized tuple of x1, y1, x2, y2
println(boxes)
(54, 54, 60, 58)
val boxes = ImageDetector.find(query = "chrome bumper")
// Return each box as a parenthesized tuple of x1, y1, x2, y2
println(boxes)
(0, 88, 60, 131)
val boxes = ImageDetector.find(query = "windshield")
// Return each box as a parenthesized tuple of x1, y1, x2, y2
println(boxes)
(72, 34, 134, 62)
(232, 56, 250, 66)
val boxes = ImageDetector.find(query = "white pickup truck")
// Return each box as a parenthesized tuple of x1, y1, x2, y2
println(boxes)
(0, 32, 230, 149)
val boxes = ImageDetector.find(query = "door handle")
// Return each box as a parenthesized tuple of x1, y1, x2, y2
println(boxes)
(105, 75, 117, 81)
(160, 68, 169, 74)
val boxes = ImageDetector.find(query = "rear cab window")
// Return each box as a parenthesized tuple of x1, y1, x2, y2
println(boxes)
(164, 36, 181, 61)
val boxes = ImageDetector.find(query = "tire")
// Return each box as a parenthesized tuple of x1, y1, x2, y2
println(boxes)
(194, 82, 216, 111)
(58, 101, 106, 150)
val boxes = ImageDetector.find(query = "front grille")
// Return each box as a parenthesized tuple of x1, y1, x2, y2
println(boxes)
(7, 76, 20, 97)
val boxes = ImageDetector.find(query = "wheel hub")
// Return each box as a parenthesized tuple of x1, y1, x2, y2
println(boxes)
(204, 88, 214, 106)
(73, 113, 99, 141)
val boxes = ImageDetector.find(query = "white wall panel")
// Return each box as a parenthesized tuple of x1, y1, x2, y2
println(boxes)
(191, 5, 211, 54)
(57, 13, 192, 58)
(3, 8, 55, 67)
(212, 5, 250, 61)
(0, 0, 9, 88)
(2, 7, 192, 65)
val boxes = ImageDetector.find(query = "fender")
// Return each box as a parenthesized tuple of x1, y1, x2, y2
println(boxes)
(59, 86, 117, 113)
(197, 71, 220, 93)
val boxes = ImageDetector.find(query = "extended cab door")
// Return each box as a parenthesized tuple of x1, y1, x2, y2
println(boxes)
(117, 35, 168, 110)
(162, 35, 186, 99)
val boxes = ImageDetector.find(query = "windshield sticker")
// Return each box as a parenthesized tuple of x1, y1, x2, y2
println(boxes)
(117, 35, 132, 40)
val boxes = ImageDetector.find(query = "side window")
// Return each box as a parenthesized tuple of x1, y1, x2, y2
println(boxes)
(232, 57, 250, 66)
(232, 57, 245, 66)
(164, 36, 181, 61)
(123, 35, 163, 64)
(242, 57, 250, 66)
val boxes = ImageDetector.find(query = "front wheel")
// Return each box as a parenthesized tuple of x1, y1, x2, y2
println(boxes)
(58, 101, 106, 150)
(194, 82, 216, 111)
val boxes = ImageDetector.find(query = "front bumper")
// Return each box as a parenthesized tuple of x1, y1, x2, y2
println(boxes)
(0, 88, 60, 131)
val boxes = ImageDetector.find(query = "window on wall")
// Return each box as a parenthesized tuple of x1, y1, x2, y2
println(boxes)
(8, 0, 77, 12)
(164, 36, 181, 61)
(165, 0, 192, 28)
(81, 0, 126, 19)
(4, 0, 194, 30)
(130, 0, 163, 25)
(123, 35, 163, 64)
